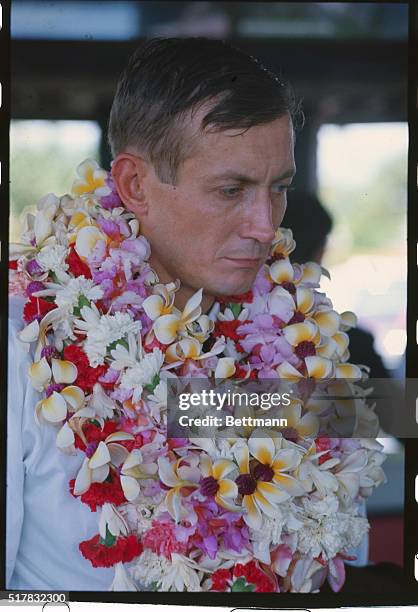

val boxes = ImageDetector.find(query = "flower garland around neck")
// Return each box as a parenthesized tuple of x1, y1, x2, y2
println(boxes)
(9, 158, 386, 593)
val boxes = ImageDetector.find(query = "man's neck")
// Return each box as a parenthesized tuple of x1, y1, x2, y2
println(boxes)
(149, 255, 216, 315)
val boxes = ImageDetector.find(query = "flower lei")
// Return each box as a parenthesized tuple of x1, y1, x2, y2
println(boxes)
(9, 159, 386, 593)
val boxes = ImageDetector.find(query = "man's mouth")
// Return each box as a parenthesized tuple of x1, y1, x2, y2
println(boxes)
(223, 256, 262, 267)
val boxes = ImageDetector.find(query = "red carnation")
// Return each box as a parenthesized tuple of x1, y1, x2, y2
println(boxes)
(211, 568, 232, 591)
(74, 419, 118, 452)
(79, 533, 143, 568)
(213, 319, 244, 344)
(63, 344, 108, 393)
(23, 296, 57, 323)
(9, 260, 18, 270)
(233, 560, 276, 592)
(69, 472, 126, 511)
(65, 245, 92, 279)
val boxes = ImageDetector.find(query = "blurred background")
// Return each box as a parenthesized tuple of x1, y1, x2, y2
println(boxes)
(10, 1, 408, 566)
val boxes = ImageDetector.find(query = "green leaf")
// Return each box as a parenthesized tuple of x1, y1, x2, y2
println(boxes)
(90, 419, 101, 428)
(107, 338, 129, 353)
(150, 581, 160, 592)
(73, 294, 91, 316)
(99, 525, 117, 548)
(231, 577, 255, 592)
(229, 303, 242, 318)
(144, 374, 160, 394)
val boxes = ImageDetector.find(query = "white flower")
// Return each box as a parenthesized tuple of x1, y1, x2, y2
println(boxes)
(110, 562, 138, 591)
(99, 503, 129, 539)
(74, 304, 142, 367)
(131, 550, 171, 588)
(147, 379, 167, 419)
(296, 502, 369, 561)
(160, 553, 203, 592)
(54, 276, 104, 312)
(88, 383, 116, 419)
(35, 244, 69, 276)
(118, 349, 164, 404)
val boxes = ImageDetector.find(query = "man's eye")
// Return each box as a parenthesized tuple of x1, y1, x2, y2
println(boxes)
(271, 184, 294, 194)
(220, 186, 243, 198)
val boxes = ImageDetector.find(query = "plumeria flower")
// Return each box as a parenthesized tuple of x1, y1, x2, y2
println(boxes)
(296, 442, 339, 497)
(9, 193, 60, 263)
(299, 261, 330, 286)
(71, 158, 108, 198)
(198, 454, 239, 511)
(306, 307, 341, 339)
(118, 447, 159, 502)
(359, 443, 387, 497)
(164, 337, 225, 367)
(269, 258, 326, 294)
(339, 310, 358, 332)
(56, 384, 118, 454)
(233, 437, 303, 530)
(157, 455, 201, 521)
(142, 282, 179, 320)
(267, 227, 296, 262)
(277, 399, 320, 440)
(75, 225, 107, 260)
(73, 430, 135, 495)
(333, 449, 369, 500)
(148, 288, 204, 345)
(28, 356, 84, 423)
(277, 322, 334, 380)
(67, 209, 96, 245)
(186, 314, 215, 343)
(334, 361, 363, 379)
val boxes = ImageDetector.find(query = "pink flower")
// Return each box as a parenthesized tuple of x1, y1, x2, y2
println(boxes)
(142, 519, 188, 559)
(120, 236, 151, 262)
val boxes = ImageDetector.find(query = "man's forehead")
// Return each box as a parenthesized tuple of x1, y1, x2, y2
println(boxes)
(182, 114, 295, 179)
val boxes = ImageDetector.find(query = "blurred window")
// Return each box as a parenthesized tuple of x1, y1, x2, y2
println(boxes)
(11, 1, 140, 40)
(10, 120, 101, 240)
(317, 122, 408, 373)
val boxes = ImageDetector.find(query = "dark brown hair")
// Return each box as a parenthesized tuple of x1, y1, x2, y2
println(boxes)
(108, 37, 301, 183)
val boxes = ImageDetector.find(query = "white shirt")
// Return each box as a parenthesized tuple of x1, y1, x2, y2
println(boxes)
(7, 296, 114, 590)
(6, 295, 367, 591)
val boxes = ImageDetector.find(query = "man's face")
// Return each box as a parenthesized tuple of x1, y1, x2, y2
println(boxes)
(136, 112, 295, 307)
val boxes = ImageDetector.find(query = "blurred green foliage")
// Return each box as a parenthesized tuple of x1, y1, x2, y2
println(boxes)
(319, 152, 407, 261)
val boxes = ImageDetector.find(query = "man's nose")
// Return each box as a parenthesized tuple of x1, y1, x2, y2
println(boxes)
(239, 191, 277, 245)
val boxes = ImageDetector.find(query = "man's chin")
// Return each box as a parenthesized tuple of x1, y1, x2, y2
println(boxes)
(209, 274, 256, 298)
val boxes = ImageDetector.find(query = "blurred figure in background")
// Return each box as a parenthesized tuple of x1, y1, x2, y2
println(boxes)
(283, 192, 389, 379)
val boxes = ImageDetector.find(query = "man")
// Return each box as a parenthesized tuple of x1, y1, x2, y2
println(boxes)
(8, 37, 369, 591)
(108, 37, 298, 314)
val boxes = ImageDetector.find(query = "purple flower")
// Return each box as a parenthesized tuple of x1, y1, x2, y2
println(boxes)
(252, 265, 273, 296)
(26, 281, 46, 297)
(87, 239, 107, 268)
(26, 259, 43, 277)
(41, 345, 60, 360)
(100, 175, 122, 210)
(98, 218, 121, 239)
(120, 236, 151, 262)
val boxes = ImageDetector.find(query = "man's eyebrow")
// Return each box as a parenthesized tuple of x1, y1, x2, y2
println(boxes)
(206, 169, 296, 183)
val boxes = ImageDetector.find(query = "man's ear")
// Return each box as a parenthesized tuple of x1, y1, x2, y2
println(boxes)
(111, 152, 149, 218)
